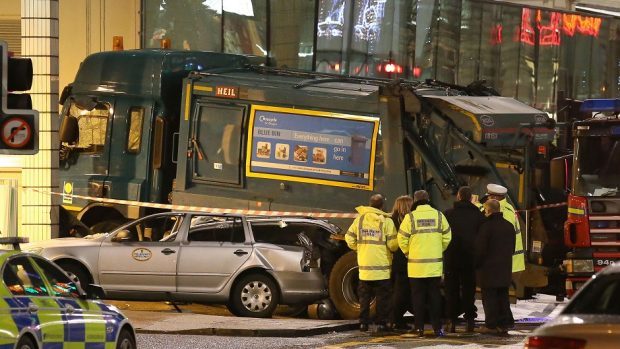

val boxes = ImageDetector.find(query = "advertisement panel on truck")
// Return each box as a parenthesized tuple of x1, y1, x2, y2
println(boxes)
(246, 105, 380, 190)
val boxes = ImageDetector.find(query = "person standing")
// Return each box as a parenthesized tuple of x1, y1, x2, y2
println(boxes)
(389, 195, 414, 331)
(475, 199, 516, 335)
(398, 190, 451, 338)
(346, 194, 398, 335)
(443, 186, 485, 333)
(485, 184, 525, 274)
(485, 183, 523, 328)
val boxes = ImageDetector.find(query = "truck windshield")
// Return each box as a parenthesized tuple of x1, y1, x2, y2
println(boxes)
(65, 102, 110, 154)
(573, 136, 620, 197)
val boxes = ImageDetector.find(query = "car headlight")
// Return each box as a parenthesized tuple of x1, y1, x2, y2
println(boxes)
(24, 247, 43, 255)
(563, 259, 594, 273)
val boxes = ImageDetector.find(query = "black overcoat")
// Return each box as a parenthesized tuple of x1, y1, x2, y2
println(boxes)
(443, 200, 486, 269)
(475, 212, 516, 288)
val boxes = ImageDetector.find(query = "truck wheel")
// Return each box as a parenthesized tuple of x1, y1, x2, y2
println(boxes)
(328, 251, 375, 320)
(229, 273, 279, 318)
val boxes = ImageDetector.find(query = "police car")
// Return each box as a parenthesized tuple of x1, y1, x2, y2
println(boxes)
(0, 237, 135, 349)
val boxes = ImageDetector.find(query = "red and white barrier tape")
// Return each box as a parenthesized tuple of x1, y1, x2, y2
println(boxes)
(30, 189, 358, 219)
(516, 202, 567, 213)
(29, 188, 567, 218)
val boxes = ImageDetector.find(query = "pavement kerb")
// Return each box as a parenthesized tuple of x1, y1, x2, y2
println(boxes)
(135, 322, 360, 337)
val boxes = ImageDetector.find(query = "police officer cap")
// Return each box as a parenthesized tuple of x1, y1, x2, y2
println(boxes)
(487, 183, 508, 195)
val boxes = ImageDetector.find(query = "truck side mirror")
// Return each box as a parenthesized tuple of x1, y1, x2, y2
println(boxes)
(59, 116, 79, 144)
(59, 84, 72, 105)
(73, 95, 98, 111)
(550, 155, 572, 192)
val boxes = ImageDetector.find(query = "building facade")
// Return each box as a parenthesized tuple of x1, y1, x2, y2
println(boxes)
(143, 0, 620, 114)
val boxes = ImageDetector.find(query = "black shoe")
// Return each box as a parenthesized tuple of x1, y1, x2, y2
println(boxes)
(407, 330, 424, 338)
(466, 319, 475, 332)
(444, 320, 456, 333)
(497, 327, 509, 336)
(371, 324, 391, 337)
(360, 323, 369, 332)
(392, 323, 410, 333)
(478, 326, 500, 335)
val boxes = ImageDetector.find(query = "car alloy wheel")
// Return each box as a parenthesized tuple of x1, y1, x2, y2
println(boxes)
(230, 273, 279, 317)
(241, 280, 273, 312)
(116, 329, 135, 349)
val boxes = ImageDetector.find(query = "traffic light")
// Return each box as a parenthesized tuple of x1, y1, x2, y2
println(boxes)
(0, 40, 38, 154)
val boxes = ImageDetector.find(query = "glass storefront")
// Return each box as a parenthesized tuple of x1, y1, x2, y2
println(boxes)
(143, 0, 620, 113)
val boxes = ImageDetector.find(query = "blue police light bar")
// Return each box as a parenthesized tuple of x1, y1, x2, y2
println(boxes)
(580, 99, 620, 113)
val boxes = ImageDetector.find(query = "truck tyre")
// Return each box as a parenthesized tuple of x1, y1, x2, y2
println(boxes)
(229, 273, 279, 318)
(328, 251, 375, 320)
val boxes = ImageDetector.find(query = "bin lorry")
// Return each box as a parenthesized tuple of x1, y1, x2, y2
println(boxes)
(58, 48, 565, 319)
(562, 99, 620, 297)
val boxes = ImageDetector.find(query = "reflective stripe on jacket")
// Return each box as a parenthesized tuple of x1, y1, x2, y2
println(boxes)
(500, 199, 525, 272)
(345, 206, 398, 281)
(397, 204, 451, 278)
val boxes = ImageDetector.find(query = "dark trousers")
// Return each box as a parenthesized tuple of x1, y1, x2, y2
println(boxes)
(481, 287, 512, 329)
(410, 277, 442, 332)
(391, 270, 411, 326)
(445, 266, 477, 321)
(359, 279, 392, 325)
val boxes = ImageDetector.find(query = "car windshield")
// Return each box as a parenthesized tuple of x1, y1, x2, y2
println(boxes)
(563, 274, 620, 315)
(573, 136, 620, 197)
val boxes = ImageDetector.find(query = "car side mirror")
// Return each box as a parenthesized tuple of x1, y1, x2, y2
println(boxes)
(111, 229, 132, 242)
(83, 284, 106, 300)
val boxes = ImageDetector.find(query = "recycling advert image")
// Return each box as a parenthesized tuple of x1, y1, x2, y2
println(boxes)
(246, 105, 379, 190)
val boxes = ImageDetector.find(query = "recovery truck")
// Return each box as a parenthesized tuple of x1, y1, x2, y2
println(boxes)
(563, 99, 620, 296)
(58, 48, 565, 319)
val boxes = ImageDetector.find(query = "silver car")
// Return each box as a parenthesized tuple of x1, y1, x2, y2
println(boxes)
(525, 264, 620, 349)
(24, 212, 328, 318)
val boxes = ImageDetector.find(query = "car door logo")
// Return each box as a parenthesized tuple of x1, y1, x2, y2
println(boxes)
(132, 248, 152, 261)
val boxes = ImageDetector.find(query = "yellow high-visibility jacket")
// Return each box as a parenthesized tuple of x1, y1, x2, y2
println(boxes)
(500, 199, 525, 273)
(398, 204, 451, 278)
(345, 206, 398, 281)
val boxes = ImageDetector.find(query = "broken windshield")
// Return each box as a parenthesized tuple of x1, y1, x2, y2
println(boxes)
(573, 136, 620, 197)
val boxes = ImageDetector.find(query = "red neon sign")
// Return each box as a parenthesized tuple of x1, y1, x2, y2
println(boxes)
(495, 8, 604, 47)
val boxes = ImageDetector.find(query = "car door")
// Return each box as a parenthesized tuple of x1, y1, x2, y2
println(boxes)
(176, 214, 251, 294)
(31, 256, 108, 346)
(98, 213, 183, 293)
(2, 256, 67, 346)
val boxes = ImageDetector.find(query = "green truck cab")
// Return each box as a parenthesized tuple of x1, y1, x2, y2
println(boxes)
(59, 49, 251, 233)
